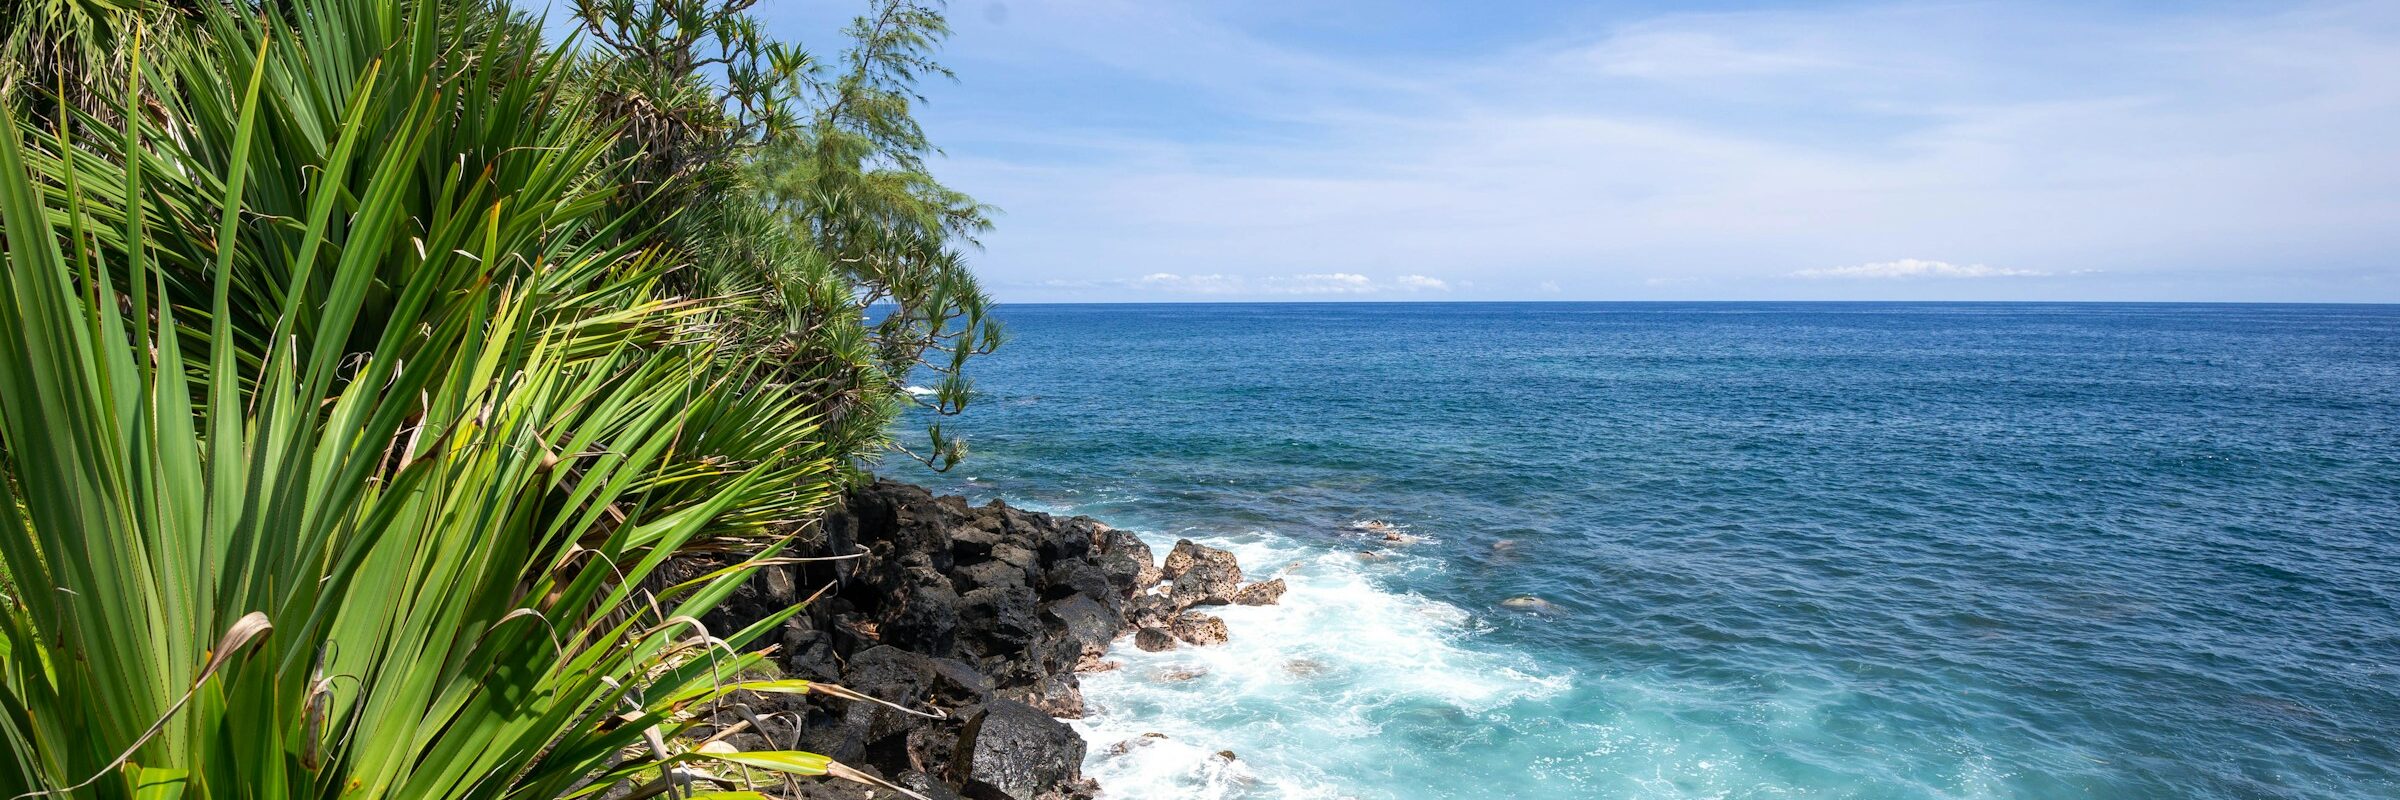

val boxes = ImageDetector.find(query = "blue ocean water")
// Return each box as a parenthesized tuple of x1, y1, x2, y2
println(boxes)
(889, 302, 2400, 799)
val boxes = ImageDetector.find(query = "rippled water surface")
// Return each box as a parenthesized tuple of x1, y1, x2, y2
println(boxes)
(889, 302, 2400, 799)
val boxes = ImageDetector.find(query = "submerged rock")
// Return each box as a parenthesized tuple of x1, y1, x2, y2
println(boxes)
(1152, 665, 1209, 682)
(1133, 627, 1178, 652)
(1102, 737, 1156, 758)
(1168, 611, 1230, 646)
(1232, 578, 1287, 606)
(1500, 594, 1554, 612)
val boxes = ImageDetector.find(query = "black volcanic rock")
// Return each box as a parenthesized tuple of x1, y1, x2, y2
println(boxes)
(1133, 627, 1177, 652)
(1047, 594, 1120, 656)
(960, 584, 1043, 655)
(1096, 528, 1159, 591)
(955, 700, 1088, 800)
(1036, 515, 1098, 564)
(842, 646, 938, 741)
(994, 543, 1040, 576)
(1126, 593, 1175, 630)
(1168, 562, 1241, 609)
(950, 523, 1003, 564)
(1020, 670, 1087, 719)
(955, 558, 1029, 594)
(780, 626, 841, 681)
(1042, 560, 1117, 605)
(897, 771, 969, 800)
(1095, 549, 1150, 596)
(884, 565, 963, 656)
(676, 479, 1269, 800)
(927, 656, 995, 704)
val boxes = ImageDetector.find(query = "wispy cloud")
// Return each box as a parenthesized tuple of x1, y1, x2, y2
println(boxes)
(1137, 272, 1244, 294)
(1061, 272, 1457, 297)
(1791, 259, 2051, 279)
(1579, 29, 1841, 79)
(1265, 272, 1377, 294)
(921, 0, 2400, 301)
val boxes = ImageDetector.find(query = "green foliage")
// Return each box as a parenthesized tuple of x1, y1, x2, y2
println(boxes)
(0, 0, 185, 131)
(576, 0, 1003, 476)
(0, 0, 988, 796)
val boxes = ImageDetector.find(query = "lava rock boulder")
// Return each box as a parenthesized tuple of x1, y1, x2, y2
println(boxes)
(954, 700, 1090, 800)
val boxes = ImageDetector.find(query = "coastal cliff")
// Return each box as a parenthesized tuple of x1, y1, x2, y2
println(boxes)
(682, 480, 1275, 799)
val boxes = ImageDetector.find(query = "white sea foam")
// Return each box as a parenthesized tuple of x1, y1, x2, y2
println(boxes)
(903, 385, 939, 397)
(1070, 531, 1568, 799)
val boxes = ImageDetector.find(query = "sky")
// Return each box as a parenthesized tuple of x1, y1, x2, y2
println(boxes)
(747, 0, 2399, 303)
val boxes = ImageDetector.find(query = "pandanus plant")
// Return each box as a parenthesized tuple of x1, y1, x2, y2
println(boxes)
(0, 1, 926, 797)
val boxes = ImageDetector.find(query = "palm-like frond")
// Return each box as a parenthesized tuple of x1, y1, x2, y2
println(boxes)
(0, 1, 915, 797)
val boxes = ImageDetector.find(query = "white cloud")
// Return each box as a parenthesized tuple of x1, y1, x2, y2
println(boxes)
(1791, 258, 2053, 279)
(929, 1, 2400, 301)
(1581, 30, 1840, 79)
(1538, 281, 1563, 294)
(1109, 272, 1453, 297)
(1266, 273, 1377, 294)
(1136, 272, 1245, 293)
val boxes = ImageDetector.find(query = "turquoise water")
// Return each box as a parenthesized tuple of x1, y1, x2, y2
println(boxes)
(889, 302, 2400, 799)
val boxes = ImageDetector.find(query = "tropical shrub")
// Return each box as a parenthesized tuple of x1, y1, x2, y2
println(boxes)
(0, 0, 990, 797)
(575, 0, 1004, 475)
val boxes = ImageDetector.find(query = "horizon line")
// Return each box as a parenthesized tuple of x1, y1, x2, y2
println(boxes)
(980, 298, 2400, 307)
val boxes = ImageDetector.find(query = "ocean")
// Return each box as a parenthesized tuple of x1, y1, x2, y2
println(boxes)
(887, 302, 2400, 799)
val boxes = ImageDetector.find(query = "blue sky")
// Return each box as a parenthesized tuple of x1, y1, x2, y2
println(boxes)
(748, 0, 2398, 302)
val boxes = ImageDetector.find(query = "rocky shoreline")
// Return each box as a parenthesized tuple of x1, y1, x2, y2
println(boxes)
(687, 479, 1276, 799)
